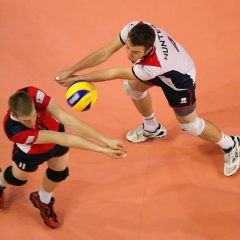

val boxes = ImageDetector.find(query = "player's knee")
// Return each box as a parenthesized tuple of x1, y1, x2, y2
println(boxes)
(123, 80, 147, 100)
(179, 117, 205, 136)
(3, 166, 28, 186)
(46, 167, 69, 182)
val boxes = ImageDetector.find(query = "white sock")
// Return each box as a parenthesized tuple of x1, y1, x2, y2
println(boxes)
(0, 179, 6, 187)
(39, 187, 53, 204)
(216, 133, 234, 150)
(142, 113, 159, 132)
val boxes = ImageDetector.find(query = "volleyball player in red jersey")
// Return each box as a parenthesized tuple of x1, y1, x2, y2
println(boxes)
(0, 86, 126, 228)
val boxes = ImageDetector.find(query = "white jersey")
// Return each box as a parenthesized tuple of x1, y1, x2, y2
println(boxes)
(120, 21, 196, 87)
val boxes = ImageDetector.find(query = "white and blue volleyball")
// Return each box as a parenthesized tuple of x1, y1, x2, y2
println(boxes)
(66, 80, 98, 111)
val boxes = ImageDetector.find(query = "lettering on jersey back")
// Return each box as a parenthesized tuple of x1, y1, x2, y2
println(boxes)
(151, 25, 168, 60)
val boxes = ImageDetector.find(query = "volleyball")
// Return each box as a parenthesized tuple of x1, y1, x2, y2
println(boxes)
(66, 80, 98, 111)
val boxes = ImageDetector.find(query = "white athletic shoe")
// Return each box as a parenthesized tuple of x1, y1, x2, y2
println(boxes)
(223, 136, 240, 176)
(126, 124, 167, 143)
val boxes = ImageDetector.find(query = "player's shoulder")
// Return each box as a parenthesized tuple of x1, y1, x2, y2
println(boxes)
(26, 86, 51, 107)
(26, 86, 47, 97)
(4, 115, 29, 139)
(16, 86, 42, 94)
(15, 86, 49, 101)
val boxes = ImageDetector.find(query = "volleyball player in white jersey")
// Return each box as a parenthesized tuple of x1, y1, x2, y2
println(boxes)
(55, 20, 240, 177)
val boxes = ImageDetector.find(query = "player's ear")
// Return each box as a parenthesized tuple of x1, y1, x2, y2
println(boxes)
(10, 112, 17, 119)
(146, 46, 153, 54)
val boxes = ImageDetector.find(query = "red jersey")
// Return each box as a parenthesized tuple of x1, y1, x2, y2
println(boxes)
(3, 86, 63, 154)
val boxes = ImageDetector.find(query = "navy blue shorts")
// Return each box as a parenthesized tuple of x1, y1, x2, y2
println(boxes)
(140, 70, 196, 110)
(12, 144, 69, 172)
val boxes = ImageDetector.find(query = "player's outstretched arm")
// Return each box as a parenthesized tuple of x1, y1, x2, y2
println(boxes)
(56, 67, 138, 87)
(46, 100, 127, 152)
(54, 34, 124, 82)
(35, 130, 126, 159)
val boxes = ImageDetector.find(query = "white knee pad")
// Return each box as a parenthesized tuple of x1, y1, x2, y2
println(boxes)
(123, 80, 147, 100)
(179, 117, 205, 136)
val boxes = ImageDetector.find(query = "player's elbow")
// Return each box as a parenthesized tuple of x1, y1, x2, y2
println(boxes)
(98, 48, 112, 62)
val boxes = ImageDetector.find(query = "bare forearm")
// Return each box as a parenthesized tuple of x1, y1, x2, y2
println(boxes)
(69, 34, 123, 74)
(64, 116, 108, 144)
(72, 68, 118, 83)
(47, 101, 109, 144)
(69, 48, 109, 74)
(61, 133, 106, 153)
(36, 131, 106, 153)
(55, 34, 124, 82)
(57, 67, 134, 87)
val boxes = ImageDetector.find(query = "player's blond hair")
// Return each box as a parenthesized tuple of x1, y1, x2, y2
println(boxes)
(8, 91, 34, 117)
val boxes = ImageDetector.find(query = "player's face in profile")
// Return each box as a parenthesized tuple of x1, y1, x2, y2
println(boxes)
(125, 38, 152, 62)
(17, 108, 37, 128)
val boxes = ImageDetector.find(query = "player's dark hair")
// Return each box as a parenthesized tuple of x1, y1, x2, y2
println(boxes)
(8, 91, 34, 117)
(128, 23, 155, 50)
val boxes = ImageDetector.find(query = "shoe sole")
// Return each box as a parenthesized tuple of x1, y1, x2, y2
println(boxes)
(29, 194, 58, 229)
(224, 168, 239, 176)
(223, 136, 240, 177)
(126, 129, 167, 143)
(224, 137, 240, 177)
(127, 132, 167, 143)
(224, 162, 240, 177)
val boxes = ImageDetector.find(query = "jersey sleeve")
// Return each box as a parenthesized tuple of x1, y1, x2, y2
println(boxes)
(132, 65, 162, 81)
(8, 129, 39, 145)
(119, 21, 140, 44)
(25, 86, 52, 111)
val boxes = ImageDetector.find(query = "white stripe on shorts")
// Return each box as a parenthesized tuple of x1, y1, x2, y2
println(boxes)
(19, 162, 26, 170)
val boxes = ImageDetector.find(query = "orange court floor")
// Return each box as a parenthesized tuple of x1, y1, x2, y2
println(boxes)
(1, 1, 240, 240)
